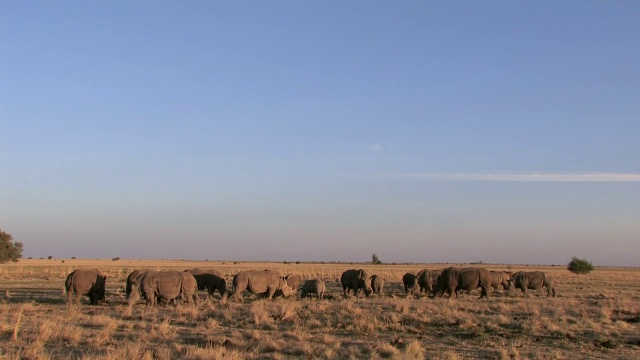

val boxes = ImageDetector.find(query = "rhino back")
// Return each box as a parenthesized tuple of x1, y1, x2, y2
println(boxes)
(147, 271, 184, 299)
(187, 268, 224, 278)
(247, 270, 280, 293)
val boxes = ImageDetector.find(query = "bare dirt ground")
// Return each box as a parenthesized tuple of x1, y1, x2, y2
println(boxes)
(1, 259, 639, 359)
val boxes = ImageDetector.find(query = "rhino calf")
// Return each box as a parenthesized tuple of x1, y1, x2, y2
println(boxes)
(231, 270, 294, 301)
(65, 269, 107, 306)
(371, 275, 384, 295)
(185, 269, 227, 298)
(402, 272, 418, 296)
(512, 271, 556, 297)
(300, 279, 326, 300)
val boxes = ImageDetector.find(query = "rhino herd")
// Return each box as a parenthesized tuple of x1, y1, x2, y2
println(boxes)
(64, 266, 556, 307)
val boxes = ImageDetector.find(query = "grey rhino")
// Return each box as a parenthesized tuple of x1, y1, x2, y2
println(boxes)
(300, 279, 325, 300)
(129, 271, 198, 306)
(490, 271, 513, 292)
(65, 268, 107, 306)
(126, 270, 146, 298)
(340, 269, 372, 298)
(512, 271, 556, 297)
(231, 270, 295, 301)
(185, 268, 227, 298)
(416, 269, 443, 294)
(402, 272, 418, 295)
(435, 267, 492, 299)
(371, 275, 384, 295)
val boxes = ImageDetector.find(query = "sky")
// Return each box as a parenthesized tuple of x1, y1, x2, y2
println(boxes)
(1, 2, 639, 266)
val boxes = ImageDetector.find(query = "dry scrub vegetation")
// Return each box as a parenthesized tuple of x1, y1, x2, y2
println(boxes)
(1, 259, 639, 359)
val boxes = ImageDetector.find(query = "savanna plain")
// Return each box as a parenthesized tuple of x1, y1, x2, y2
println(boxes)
(1, 259, 639, 359)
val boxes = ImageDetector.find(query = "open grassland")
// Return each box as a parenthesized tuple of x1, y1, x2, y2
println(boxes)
(1, 259, 639, 359)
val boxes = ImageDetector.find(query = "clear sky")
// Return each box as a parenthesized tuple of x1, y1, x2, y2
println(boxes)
(2, 2, 639, 266)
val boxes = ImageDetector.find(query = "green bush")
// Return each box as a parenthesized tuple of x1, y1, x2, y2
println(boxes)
(568, 257, 594, 274)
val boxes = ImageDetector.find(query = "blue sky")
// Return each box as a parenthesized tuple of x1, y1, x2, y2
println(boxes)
(1, 2, 639, 265)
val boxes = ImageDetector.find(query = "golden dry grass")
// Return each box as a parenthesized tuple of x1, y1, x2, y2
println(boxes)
(1, 259, 639, 359)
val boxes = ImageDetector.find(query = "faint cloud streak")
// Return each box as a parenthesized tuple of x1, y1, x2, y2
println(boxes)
(358, 143, 390, 151)
(390, 172, 640, 182)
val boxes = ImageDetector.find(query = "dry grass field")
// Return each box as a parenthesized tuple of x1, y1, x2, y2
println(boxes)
(1, 259, 639, 359)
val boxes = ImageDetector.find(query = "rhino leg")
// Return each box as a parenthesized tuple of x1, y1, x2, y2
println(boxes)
(144, 291, 156, 306)
(267, 287, 276, 299)
(74, 291, 83, 305)
(479, 287, 489, 299)
(448, 287, 456, 298)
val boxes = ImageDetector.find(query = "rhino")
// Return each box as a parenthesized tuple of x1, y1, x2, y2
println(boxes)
(434, 267, 492, 299)
(65, 269, 107, 306)
(231, 270, 295, 301)
(490, 271, 512, 292)
(126, 270, 146, 298)
(371, 275, 384, 295)
(300, 279, 326, 300)
(416, 269, 443, 294)
(512, 271, 556, 297)
(185, 268, 227, 298)
(340, 269, 372, 298)
(402, 272, 418, 295)
(129, 271, 198, 306)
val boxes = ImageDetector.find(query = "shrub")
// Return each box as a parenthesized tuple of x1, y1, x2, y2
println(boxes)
(568, 257, 594, 274)
(0, 229, 23, 263)
(48, 256, 53, 260)
(112, 257, 120, 261)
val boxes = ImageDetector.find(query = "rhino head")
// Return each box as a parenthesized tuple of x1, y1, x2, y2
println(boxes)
(359, 269, 373, 297)
(279, 277, 295, 298)
(128, 280, 142, 305)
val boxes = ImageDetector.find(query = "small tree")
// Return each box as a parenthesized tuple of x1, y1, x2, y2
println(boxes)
(568, 257, 594, 274)
(372, 253, 382, 265)
(0, 229, 23, 263)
